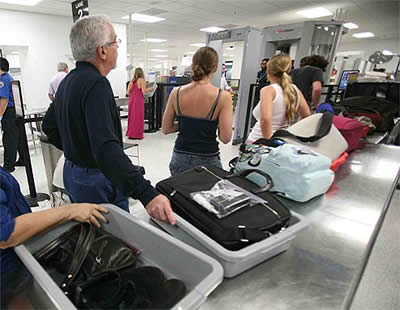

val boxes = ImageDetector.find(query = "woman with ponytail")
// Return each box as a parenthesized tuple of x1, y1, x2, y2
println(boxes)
(247, 54, 310, 141)
(162, 46, 233, 176)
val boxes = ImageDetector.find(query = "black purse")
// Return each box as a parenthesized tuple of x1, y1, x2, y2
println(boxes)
(34, 223, 138, 297)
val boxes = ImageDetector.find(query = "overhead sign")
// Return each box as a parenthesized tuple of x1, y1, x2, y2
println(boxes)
(210, 30, 231, 41)
(71, 0, 89, 23)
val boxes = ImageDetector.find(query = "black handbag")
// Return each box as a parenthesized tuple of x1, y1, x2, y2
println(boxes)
(156, 165, 291, 251)
(34, 223, 187, 309)
(34, 223, 138, 297)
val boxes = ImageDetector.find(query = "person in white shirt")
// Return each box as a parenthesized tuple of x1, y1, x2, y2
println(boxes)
(247, 54, 310, 142)
(48, 62, 69, 101)
(220, 64, 233, 94)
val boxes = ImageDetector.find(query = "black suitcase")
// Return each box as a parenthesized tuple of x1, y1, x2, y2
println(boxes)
(156, 165, 291, 251)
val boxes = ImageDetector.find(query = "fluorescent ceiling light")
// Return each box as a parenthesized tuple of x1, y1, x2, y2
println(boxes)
(382, 50, 393, 56)
(336, 51, 362, 56)
(154, 55, 168, 58)
(191, 43, 206, 47)
(0, 0, 41, 5)
(121, 13, 165, 23)
(141, 38, 167, 43)
(297, 7, 333, 18)
(352, 32, 374, 38)
(150, 49, 167, 52)
(200, 26, 225, 33)
(148, 58, 159, 61)
(343, 22, 359, 30)
(185, 51, 195, 54)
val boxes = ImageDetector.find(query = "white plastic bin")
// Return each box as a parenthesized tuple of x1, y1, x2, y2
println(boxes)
(133, 209, 309, 278)
(15, 204, 224, 310)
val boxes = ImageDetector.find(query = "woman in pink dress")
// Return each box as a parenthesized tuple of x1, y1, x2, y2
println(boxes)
(126, 68, 154, 139)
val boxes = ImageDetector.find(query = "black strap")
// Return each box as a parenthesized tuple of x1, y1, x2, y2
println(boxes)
(176, 86, 182, 115)
(272, 112, 333, 143)
(61, 224, 97, 293)
(213, 225, 270, 243)
(207, 89, 222, 119)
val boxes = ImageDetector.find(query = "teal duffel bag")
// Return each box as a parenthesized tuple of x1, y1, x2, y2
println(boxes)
(230, 142, 334, 202)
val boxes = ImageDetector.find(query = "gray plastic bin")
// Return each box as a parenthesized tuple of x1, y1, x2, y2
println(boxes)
(14, 204, 224, 310)
(133, 209, 309, 278)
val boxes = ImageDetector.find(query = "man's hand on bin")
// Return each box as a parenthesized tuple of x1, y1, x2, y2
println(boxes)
(145, 194, 176, 225)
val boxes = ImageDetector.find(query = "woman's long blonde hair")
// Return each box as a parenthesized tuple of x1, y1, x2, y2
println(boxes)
(267, 54, 297, 124)
(133, 67, 144, 81)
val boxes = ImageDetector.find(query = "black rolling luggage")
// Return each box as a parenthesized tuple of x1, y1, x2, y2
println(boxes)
(156, 165, 291, 251)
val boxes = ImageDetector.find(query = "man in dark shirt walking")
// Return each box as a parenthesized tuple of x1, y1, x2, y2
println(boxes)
(256, 58, 269, 85)
(290, 55, 328, 109)
(43, 15, 175, 224)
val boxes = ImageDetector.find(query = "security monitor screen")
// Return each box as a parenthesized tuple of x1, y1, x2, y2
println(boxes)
(339, 70, 359, 91)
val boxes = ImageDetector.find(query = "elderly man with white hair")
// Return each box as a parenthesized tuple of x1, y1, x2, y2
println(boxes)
(48, 62, 69, 101)
(43, 15, 175, 224)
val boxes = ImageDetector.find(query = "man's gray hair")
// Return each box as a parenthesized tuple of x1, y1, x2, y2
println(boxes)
(70, 15, 112, 62)
(57, 62, 68, 71)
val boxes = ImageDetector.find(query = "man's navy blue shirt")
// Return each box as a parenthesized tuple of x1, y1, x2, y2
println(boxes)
(0, 167, 31, 275)
(42, 61, 158, 206)
(0, 73, 14, 107)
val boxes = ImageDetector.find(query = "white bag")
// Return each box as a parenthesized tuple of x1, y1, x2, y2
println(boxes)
(273, 113, 348, 161)
(233, 143, 334, 202)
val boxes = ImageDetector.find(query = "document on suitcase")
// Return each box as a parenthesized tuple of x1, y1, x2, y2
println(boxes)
(156, 165, 291, 251)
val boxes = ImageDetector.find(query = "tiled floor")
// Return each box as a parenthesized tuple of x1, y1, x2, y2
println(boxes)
(1, 119, 240, 210)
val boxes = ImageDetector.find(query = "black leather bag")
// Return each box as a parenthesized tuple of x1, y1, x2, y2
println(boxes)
(156, 165, 291, 251)
(35, 223, 187, 309)
(34, 223, 138, 297)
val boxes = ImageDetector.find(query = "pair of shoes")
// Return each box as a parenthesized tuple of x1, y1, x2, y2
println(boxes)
(15, 159, 25, 167)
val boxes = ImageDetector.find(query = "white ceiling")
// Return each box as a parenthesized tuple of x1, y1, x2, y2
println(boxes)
(0, 0, 399, 61)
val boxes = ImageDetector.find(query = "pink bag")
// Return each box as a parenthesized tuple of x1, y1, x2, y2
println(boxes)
(333, 116, 365, 152)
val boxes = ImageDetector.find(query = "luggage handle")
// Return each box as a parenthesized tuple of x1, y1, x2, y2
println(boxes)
(226, 169, 274, 194)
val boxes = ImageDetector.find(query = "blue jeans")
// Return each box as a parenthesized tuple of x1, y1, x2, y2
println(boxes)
(169, 151, 222, 176)
(63, 160, 129, 212)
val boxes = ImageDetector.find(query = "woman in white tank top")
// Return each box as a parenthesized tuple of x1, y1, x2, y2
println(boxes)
(247, 54, 310, 142)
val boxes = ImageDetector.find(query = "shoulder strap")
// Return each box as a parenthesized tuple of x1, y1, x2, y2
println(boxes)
(176, 86, 182, 115)
(207, 89, 222, 119)
(272, 112, 333, 143)
(61, 224, 96, 293)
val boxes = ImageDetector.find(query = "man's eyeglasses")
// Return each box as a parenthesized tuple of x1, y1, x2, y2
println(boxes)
(105, 38, 121, 46)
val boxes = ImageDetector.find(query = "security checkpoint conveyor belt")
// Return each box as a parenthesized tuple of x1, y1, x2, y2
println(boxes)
(200, 144, 400, 310)
(14, 144, 400, 309)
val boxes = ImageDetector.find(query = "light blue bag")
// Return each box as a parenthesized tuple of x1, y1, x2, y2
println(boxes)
(232, 143, 334, 202)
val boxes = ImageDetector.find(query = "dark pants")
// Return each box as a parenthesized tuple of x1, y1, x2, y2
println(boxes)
(1, 107, 22, 170)
(1, 265, 33, 309)
(63, 159, 129, 212)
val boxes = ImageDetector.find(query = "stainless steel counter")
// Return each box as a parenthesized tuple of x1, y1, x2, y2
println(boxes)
(201, 144, 400, 310)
